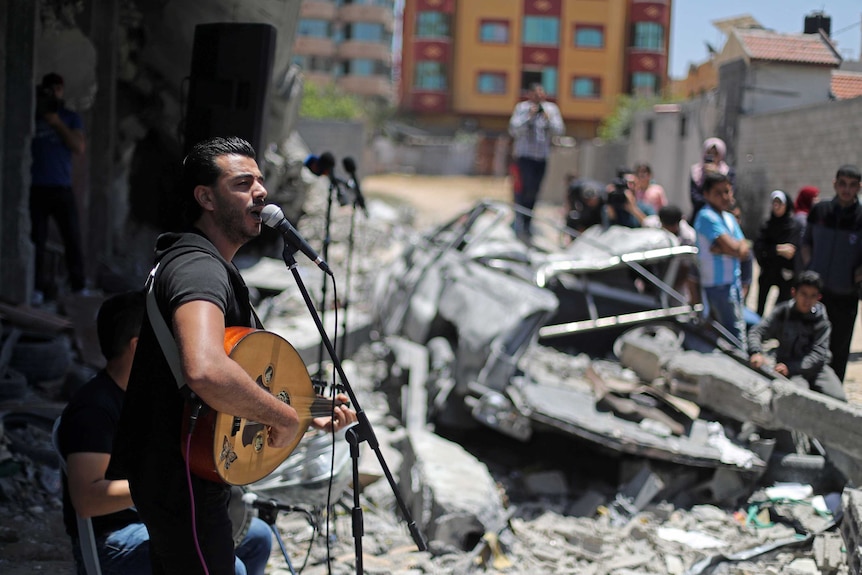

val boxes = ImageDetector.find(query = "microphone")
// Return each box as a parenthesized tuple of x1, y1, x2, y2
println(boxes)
(260, 204, 333, 276)
(304, 151, 336, 177)
(342, 157, 368, 216)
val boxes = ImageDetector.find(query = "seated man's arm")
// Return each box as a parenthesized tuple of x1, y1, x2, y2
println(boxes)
(67, 452, 133, 518)
(748, 308, 778, 369)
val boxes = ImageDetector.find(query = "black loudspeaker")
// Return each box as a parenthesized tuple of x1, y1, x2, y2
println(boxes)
(184, 23, 277, 156)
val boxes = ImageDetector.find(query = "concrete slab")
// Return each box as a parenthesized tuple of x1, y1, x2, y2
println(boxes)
(398, 427, 507, 550)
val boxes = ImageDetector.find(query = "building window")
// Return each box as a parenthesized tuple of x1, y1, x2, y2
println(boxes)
(479, 20, 509, 43)
(339, 0, 393, 5)
(574, 25, 604, 48)
(292, 55, 334, 73)
(345, 22, 389, 43)
(523, 16, 559, 46)
(521, 68, 557, 96)
(298, 19, 331, 38)
(343, 59, 388, 76)
(631, 72, 658, 96)
(416, 12, 450, 38)
(633, 22, 664, 50)
(571, 77, 601, 98)
(414, 61, 447, 90)
(477, 72, 506, 94)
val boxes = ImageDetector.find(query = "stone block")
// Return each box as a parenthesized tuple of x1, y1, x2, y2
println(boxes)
(400, 428, 507, 551)
(771, 379, 862, 462)
(667, 352, 774, 426)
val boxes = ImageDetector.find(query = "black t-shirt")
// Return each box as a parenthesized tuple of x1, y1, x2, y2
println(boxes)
(58, 370, 138, 537)
(107, 230, 258, 503)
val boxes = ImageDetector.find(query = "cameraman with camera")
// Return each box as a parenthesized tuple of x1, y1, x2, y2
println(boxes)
(604, 170, 648, 229)
(30, 72, 87, 304)
(508, 83, 564, 239)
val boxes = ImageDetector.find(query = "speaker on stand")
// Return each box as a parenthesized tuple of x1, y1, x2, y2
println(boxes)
(183, 22, 277, 157)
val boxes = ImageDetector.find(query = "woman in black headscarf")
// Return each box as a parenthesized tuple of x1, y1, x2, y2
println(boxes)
(753, 190, 802, 316)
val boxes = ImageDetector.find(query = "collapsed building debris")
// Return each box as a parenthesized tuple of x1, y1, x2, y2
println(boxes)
(3, 195, 862, 573)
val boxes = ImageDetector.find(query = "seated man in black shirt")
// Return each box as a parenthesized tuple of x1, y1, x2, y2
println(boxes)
(57, 291, 273, 574)
(748, 271, 846, 401)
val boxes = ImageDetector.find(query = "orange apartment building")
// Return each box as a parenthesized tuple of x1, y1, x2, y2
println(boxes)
(399, 0, 672, 139)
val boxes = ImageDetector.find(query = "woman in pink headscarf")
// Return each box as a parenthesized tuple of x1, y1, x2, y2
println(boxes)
(793, 185, 819, 237)
(690, 137, 736, 220)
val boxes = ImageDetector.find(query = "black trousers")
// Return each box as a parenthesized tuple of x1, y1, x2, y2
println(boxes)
(514, 157, 547, 236)
(820, 291, 859, 382)
(132, 472, 236, 575)
(756, 271, 793, 316)
(29, 185, 86, 293)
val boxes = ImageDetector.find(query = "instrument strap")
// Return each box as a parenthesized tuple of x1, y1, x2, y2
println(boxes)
(145, 262, 188, 390)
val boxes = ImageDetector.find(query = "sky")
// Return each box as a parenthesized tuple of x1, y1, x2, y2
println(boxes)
(669, 1, 862, 79)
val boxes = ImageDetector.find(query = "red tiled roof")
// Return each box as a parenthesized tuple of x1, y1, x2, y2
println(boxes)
(832, 71, 862, 100)
(734, 29, 841, 66)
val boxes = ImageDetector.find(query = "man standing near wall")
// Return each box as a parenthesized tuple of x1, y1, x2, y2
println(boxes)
(508, 83, 564, 239)
(802, 164, 862, 382)
(30, 72, 87, 304)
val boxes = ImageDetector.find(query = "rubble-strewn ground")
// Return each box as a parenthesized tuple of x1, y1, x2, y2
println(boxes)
(1, 173, 861, 574)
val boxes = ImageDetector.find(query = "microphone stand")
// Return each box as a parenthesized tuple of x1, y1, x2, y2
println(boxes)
(253, 498, 309, 575)
(314, 176, 341, 381)
(278, 243, 428, 574)
(338, 186, 361, 360)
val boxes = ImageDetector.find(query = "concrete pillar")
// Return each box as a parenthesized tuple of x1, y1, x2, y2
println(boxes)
(0, 0, 38, 304)
(85, 0, 118, 275)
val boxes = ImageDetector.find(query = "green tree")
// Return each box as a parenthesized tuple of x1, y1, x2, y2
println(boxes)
(300, 82, 362, 120)
(597, 95, 662, 142)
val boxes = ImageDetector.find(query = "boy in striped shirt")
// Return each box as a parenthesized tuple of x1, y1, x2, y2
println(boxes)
(694, 171, 751, 350)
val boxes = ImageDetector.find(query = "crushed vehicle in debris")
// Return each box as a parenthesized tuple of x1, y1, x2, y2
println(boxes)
(372, 200, 856, 494)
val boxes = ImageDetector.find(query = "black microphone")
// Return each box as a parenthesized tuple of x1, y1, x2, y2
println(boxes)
(260, 204, 333, 276)
(342, 157, 368, 216)
(304, 151, 336, 177)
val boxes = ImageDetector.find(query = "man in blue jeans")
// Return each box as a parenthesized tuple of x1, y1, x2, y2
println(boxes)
(57, 291, 272, 575)
(694, 171, 751, 350)
(508, 83, 565, 238)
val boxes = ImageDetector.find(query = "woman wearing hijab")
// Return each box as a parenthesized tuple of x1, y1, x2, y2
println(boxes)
(690, 137, 736, 221)
(793, 185, 819, 237)
(753, 190, 803, 316)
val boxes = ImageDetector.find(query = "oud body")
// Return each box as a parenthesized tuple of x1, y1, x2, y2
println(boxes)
(181, 327, 326, 485)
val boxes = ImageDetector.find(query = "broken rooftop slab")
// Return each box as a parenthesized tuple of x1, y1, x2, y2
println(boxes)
(619, 329, 862, 485)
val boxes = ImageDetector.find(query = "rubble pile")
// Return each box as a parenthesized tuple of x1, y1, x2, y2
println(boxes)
(0, 191, 858, 574)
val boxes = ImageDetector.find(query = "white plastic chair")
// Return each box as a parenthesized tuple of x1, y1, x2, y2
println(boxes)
(51, 416, 104, 575)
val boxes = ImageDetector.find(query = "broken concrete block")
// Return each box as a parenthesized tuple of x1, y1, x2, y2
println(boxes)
(771, 378, 862, 464)
(813, 532, 845, 575)
(841, 488, 862, 575)
(398, 428, 507, 551)
(667, 352, 775, 426)
(568, 488, 606, 518)
(784, 557, 820, 575)
(523, 469, 569, 498)
(615, 325, 684, 382)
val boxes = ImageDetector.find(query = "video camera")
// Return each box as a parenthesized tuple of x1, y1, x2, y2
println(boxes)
(607, 178, 629, 207)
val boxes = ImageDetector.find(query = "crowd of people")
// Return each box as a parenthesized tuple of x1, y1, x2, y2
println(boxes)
(554, 137, 862, 403)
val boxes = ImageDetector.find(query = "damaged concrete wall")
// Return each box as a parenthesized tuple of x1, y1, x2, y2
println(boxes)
(0, 0, 305, 303)
(0, 0, 39, 304)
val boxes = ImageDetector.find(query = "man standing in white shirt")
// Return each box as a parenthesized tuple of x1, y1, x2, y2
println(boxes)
(508, 83, 564, 239)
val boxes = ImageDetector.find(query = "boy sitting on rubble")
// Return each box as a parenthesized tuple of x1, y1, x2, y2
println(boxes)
(748, 270, 846, 401)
